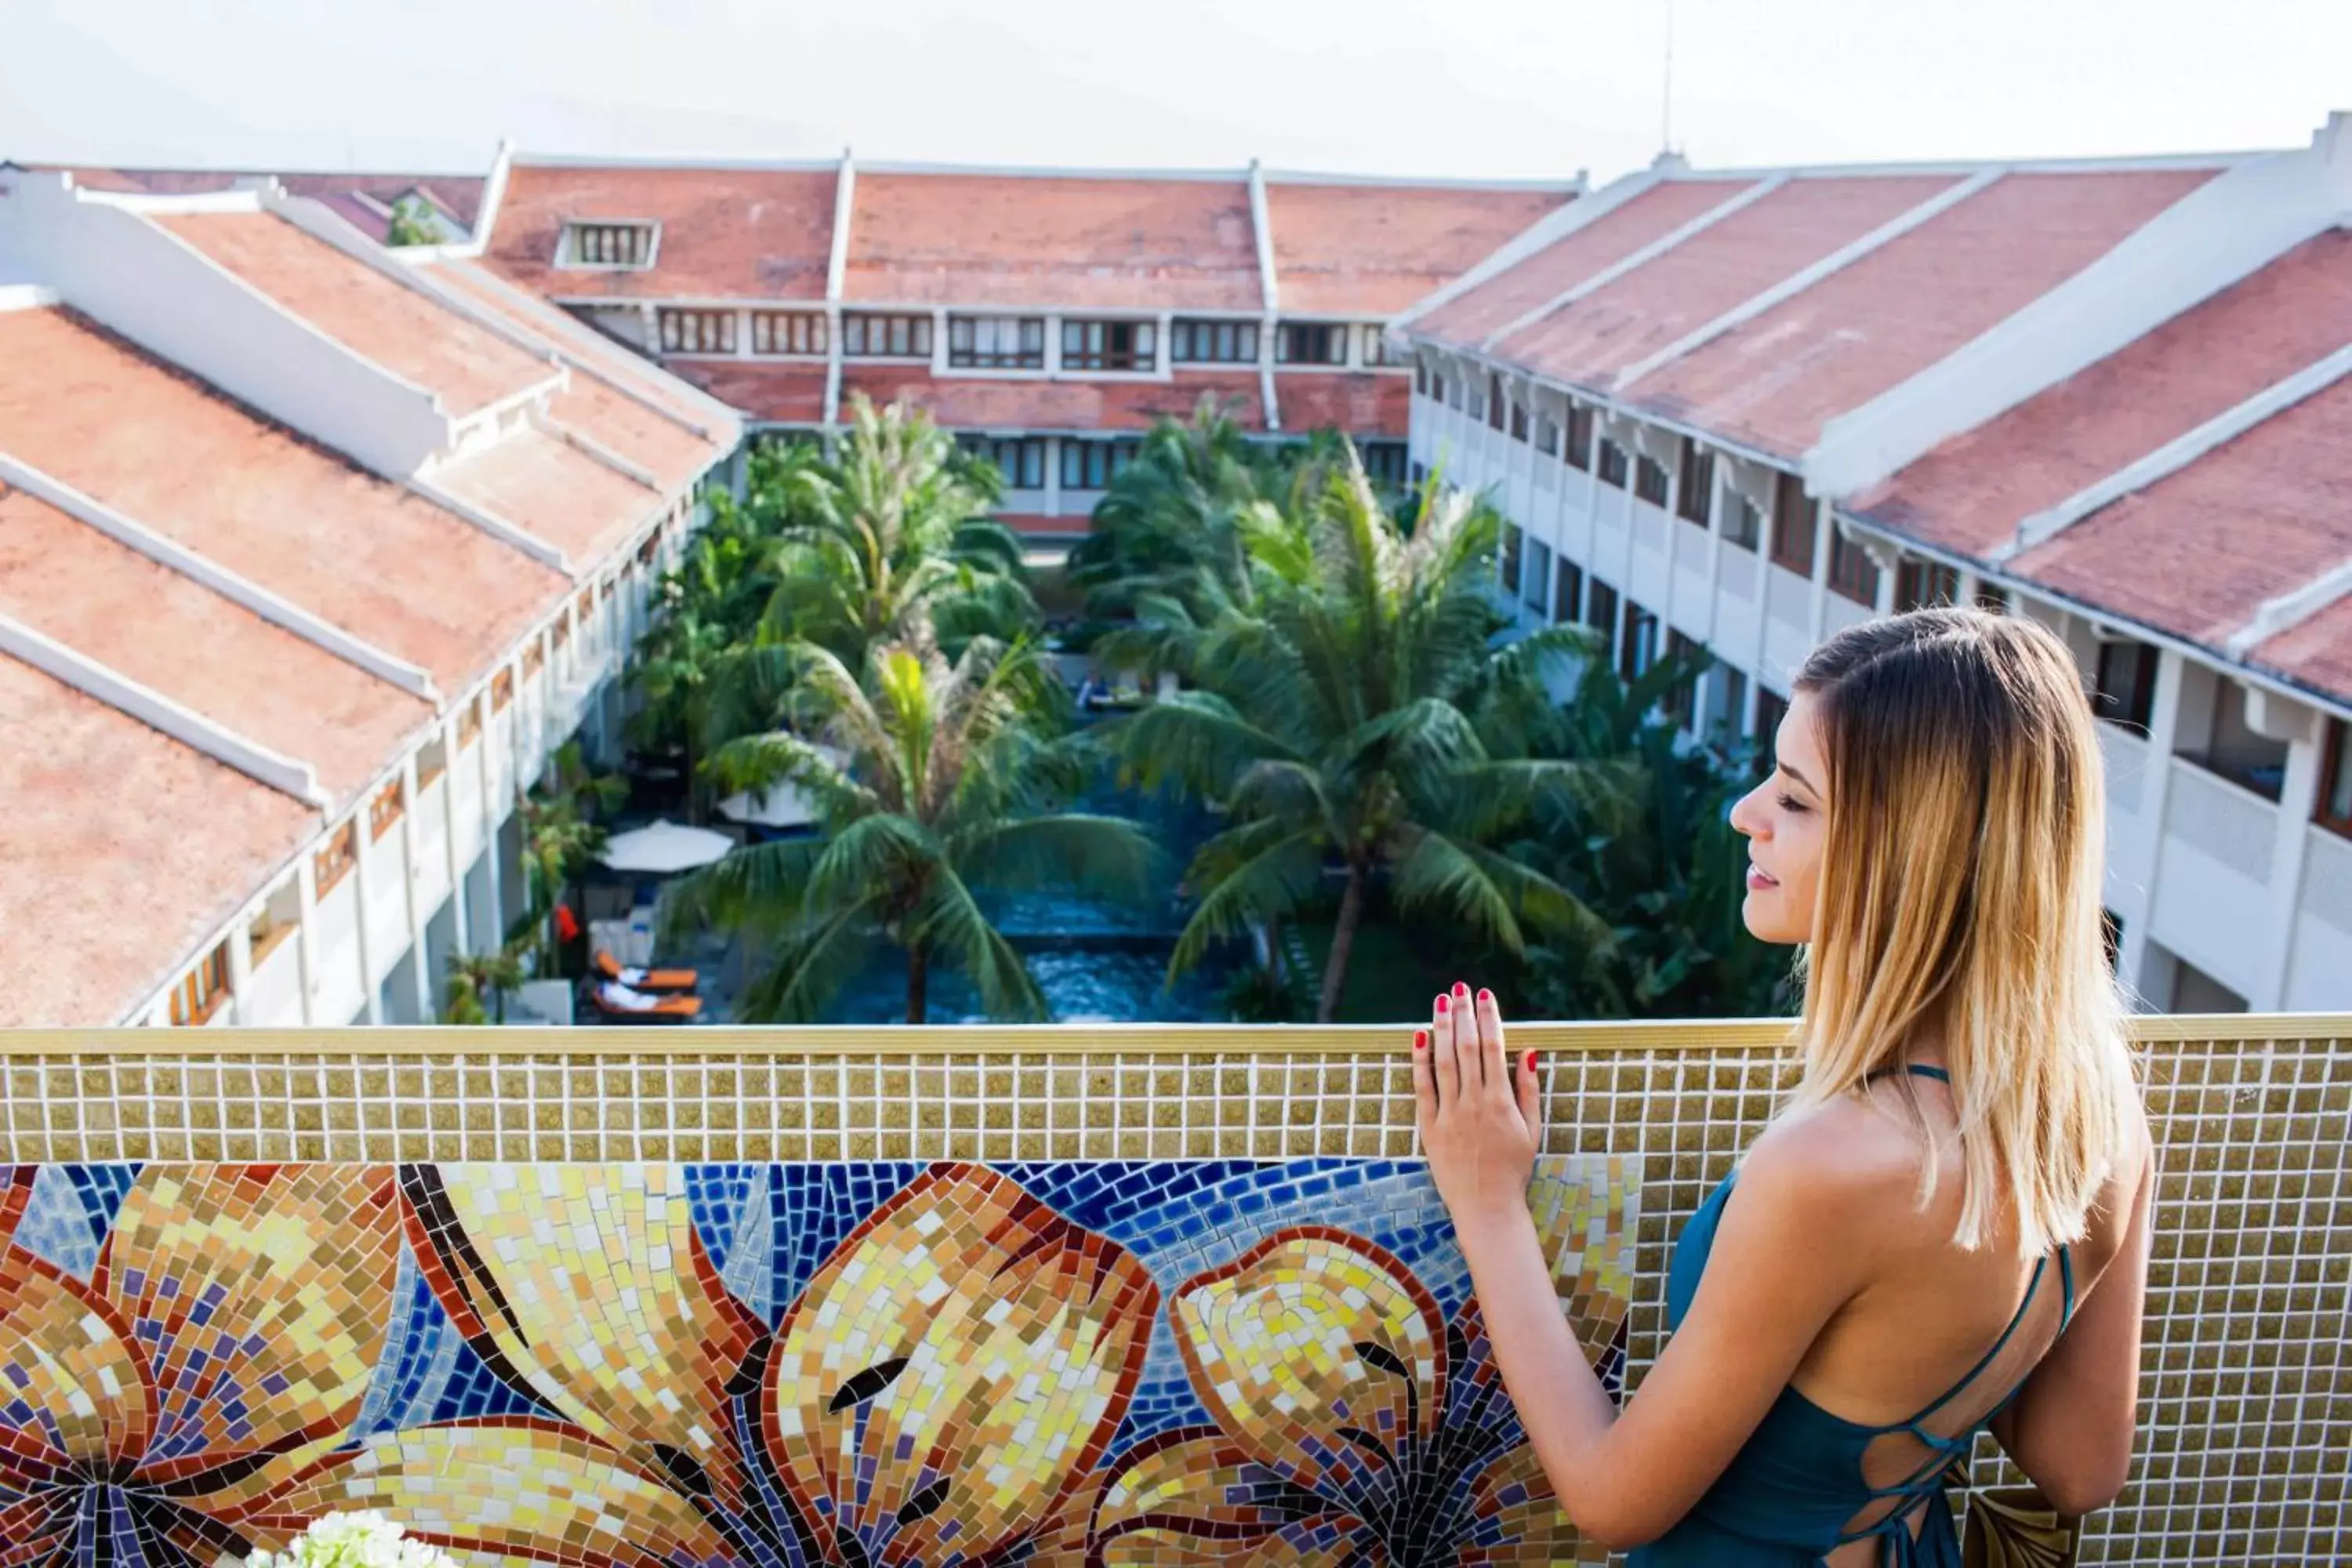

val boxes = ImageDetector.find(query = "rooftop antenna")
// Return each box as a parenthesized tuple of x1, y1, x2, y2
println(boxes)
(1660, 0, 1678, 158)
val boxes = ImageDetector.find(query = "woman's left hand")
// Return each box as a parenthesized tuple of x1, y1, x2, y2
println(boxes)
(1413, 982, 1544, 1228)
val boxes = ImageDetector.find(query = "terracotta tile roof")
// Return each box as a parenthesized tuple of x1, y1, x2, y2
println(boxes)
(1276, 374, 1410, 439)
(2250, 593, 2352, 700)
(154, 211, 557, 419)
(1629, 168, 2221, 458)
(845, 172, 1261, 310)
(1494, 175, 1967, 394)
(422, 258, 734, 438)
(840, 368, 1267, 433)
(431, 426, 656, 564)
(1267, 182, 1573, 316)
(1853, 231, 2352, 560)
(488, 164, 839, 300)
(0, 308, 561, 691)
(671, 361, 830, 425)
(0, 655, 313, 1027)
(1414, 180, 1761, 345)
(2011, 375, 2352, 650)
(0, 488, 429, 804)
(546, 375, 717, 495)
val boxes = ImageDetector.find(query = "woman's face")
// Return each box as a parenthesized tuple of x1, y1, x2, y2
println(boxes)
(1730, 692, 1828, 944)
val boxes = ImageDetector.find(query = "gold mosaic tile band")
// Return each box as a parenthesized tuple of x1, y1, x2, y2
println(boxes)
(1, 1016, 2346, 1566)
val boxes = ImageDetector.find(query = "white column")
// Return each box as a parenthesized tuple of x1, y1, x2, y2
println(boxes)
(478, 694, 507, 948)
(398, 754, 433, 1020)
(2118, 650, 2187, 995)
(1044, 436, 1064, 519)
(350, 816, 383, 1026)
(2256, 719, 2325, 1011)
(227, 916, 256, 1026)
(292, 855, 320, 1027)
(442, 720, 472, 956)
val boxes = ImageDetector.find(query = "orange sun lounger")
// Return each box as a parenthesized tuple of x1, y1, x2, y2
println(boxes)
(593, 949, 700, 993)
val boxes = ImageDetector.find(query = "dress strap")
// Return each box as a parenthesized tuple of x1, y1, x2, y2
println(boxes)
(1903, 1255, 2045, 1426)
(1904, 1064, 1951, 1084)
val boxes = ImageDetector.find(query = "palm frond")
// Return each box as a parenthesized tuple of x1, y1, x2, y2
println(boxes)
(906, 869, 1047, 1021)
(1167, 823, 1327, 980)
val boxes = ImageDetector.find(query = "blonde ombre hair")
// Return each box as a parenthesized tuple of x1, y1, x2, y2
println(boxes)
(1784, 608, 2138, 1257)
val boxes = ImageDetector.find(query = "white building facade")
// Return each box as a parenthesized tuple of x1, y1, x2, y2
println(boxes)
(1402, 118, 2352, 1014)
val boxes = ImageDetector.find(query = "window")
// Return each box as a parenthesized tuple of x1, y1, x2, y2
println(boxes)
(842, 313, 935, 359)
(1276, 321, 1348, 365)
(169, 943, 231, 1026)
(1896, 560, 1961, 612)
(1060, 440, 1139, 491)
(2317, 720, 2352, 839)
(1446, 375, 1464, 411)
(368, 779, 405, 842)
(314, 822, 358, 898)
(248, 902, 297, 972)
(1675, 439, 1715, 527)
(523, 642, 546, 679)
(2185, 680, 2289, 802)
(1523, 537, 1553, 616)
(1415, 361, 1428, 396)
(1974, 582, 2010, 614)
(1828, 528, 1880, 605)
(1359, 441, 1409, 486)
(1565, 402, 1595, 471)
(1465, 380, 1485, 420)
(560, 220, 657, 270)
(2100, 909, 2123, 973)
(658, 308, 736, 355)
(550, 616, 571, 652)
(1635, 454, 1671, 508)
(1062, 319, 1155, 372)
(962, 435, 1047, 489)
(751, 310, 827, 356)
(1770, 473, 1817, 576)
(1500, 521, 1523, 597)
(1486, 373, 1506, 432)
(1711, 665, 1750, 746)
(1723, 494, 1762, 550)
(1620, 601, 1661, 681)
(1410, 460, 1427, 488)
(416, 740, 447, 792)
(1598, 439, 1629, 488)
(1171, 318, 1259, 364)
(1664, 630, 1702, 726)
(1363, 325, 1409, 367)
(492, 670, 514, 712)
(1535, 413, 1560, 457)
(1552, 557, 1583, 626)
(1586, 579, 1621, 666)
(1508, 401, 1530, 442)
(949, 316, 1045, 369)
(457, 697, 482, 750)
(1754, 687, 1791, 778)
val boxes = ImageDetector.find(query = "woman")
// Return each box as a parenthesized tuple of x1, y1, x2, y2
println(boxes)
(1415, 608, 2154, 1565)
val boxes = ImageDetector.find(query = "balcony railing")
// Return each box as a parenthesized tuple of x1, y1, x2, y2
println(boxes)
(1, 1015, 2341, 1566)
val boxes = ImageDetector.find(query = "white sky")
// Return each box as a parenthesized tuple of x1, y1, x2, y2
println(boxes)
(4, 0, 2349, 183)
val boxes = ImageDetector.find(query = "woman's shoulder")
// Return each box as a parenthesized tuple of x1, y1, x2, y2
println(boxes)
(1736, 1097, 1936, 1232)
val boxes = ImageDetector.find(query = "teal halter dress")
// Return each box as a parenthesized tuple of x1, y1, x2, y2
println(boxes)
(1629, 1067, 2076, 1566)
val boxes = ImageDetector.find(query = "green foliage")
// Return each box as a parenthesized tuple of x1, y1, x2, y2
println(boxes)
(668, 623, 1157, 1023)
(1503, 648, 1796, 1020)
(442, 939, 529, 1025)
(516, 742, 625, 975)
(383, 194, 442, 248)
(1102, 439, 1616, 1022)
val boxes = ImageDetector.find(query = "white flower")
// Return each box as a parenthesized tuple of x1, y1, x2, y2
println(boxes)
(244, 1512, 463, 1568)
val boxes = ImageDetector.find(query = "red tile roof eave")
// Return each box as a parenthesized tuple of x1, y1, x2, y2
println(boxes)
(1833, 506, 2352, 720)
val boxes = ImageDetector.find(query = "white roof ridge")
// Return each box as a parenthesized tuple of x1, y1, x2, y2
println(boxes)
(406, 474, 573, 575)
(2230, 557, 2352, 658)
(1992, 341, 2352, 565)
(0, 449, 439, 700)
(0, 608, 331, 808)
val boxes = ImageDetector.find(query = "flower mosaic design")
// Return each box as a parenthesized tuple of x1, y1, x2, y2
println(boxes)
(0, 1156, 1635, 1568)
(256, 1162, 1160, 1568)
(0, 1162, 405, 1566)
(1090, 1215, 1618, 1567)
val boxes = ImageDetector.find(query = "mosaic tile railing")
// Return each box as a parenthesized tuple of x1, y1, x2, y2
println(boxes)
(0, 1015, 2344, 1566)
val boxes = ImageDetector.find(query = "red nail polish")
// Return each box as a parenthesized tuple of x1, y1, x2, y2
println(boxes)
(1525, 1051, 1537, 1073)
(1454, 982, 1469, 996)
(1435, 994, 1448, 1013)
(1414, 1030, 1428, 1050)
(1478, 988, 1494, 1004)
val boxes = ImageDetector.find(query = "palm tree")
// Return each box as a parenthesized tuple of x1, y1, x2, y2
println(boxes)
(668, 619, 1156, 1023)
(442, 941, 528, 1025)
(1508, 648, 1792, 1019)
(1066, 397, 1275, 618)
(748, 395, 1033, 665)
(517, 742, 625, 969)
(631, 532, 763, 822)
(1109, 448, 1618, 1022)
